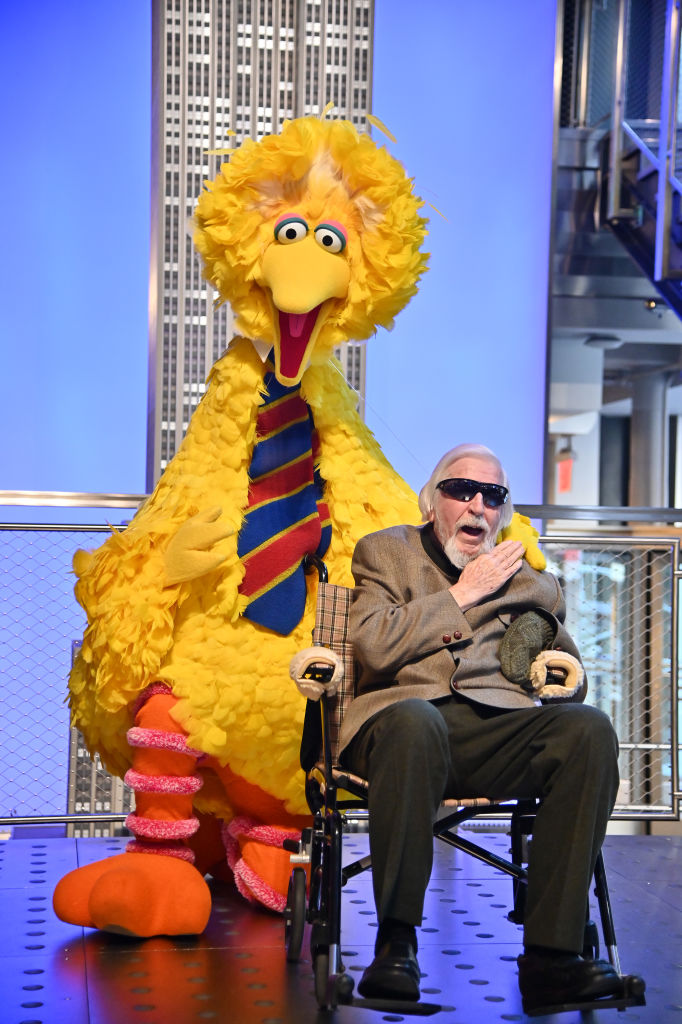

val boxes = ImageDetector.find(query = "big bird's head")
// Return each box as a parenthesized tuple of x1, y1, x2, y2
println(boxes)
(193, 116, 429, 387)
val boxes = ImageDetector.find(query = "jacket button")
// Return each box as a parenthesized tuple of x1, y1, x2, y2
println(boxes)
(442, 634, 451, 644)
(453, 681, 460, 690)
(453, 630, 462, 640)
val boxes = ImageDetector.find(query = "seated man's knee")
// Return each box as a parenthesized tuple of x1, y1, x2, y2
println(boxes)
(556, 704, 619, 764)
(345, 699, 451, 792)
(371, 699, 449, 764)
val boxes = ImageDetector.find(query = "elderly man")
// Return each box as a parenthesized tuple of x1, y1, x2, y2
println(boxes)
(338, 443, 630, 1013)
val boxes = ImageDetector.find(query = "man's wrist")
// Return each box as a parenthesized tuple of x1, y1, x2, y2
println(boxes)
(449, 583, 473, 613)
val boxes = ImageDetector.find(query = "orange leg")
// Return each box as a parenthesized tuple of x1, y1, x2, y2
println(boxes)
(53, 686, 211, 936)
(124, 686, 203, 861)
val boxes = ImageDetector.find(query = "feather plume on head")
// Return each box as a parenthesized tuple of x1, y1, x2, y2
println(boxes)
(193, 117, 429, 385)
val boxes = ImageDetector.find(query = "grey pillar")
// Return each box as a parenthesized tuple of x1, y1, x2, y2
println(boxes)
(629, 371, 669, 507)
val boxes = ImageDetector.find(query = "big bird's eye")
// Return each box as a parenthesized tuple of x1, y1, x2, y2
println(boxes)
(314, 222, 347, 254)
(274, 215, 308, 243)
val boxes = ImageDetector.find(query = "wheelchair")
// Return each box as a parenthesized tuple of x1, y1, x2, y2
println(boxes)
(282, 555, 646, 1015)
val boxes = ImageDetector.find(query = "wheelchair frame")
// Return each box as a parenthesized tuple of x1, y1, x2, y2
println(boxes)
(283, 557, 646, 1015)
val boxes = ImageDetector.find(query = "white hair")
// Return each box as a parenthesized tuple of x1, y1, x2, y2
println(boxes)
(417, 443, 514, 531)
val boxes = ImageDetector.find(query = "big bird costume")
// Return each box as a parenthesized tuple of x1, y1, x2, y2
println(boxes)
(53, 115, 544, 938)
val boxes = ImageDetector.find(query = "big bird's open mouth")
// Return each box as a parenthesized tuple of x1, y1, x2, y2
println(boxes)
(277, 305, 322, 383)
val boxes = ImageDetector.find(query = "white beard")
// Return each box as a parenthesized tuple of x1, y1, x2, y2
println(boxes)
(442, 515, 496, 569)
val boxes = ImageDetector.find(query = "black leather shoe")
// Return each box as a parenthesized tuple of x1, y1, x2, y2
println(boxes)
(358, 938, 421, 1001)
(518, 951, 631, 1012)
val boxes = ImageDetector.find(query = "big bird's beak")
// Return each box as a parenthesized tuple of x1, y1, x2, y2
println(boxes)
(261, 234, 350, 386)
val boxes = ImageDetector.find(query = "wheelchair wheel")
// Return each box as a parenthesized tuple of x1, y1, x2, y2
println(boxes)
(313, 942, 331, 1007)
(313, 947, 354, 1009)
(284, 867, 307, 962)
(314, 947, 330, 1007)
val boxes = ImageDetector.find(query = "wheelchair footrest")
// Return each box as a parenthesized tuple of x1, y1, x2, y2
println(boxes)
(524, 973, 646, 1017)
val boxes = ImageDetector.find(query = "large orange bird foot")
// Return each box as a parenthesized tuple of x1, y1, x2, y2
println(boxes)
(52, 852, 212, 937)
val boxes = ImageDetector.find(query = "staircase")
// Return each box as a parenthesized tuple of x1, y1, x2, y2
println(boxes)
(603, 125, 682, 319)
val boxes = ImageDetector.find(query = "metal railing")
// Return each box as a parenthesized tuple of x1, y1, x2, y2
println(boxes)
(1, 493, 680, 828)
(0, 491, 148, 509)
(606, 0, 682, 282)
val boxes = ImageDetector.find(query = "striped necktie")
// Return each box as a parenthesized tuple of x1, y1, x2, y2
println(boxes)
(237, 364, 331, 635)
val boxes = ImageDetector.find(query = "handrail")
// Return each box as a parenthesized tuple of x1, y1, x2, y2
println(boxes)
(3, 491, 682, 525)
(607, 0, 630, 219)
(0, 490, 147, 508)
(517, 504, 682, 522)
(654, 0, 681, 281)
(0, 814, 127, 828)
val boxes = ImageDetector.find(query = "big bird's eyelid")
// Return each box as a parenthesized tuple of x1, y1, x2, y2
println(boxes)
(314, 222, 347, 254)
(273, 215, 309, 243)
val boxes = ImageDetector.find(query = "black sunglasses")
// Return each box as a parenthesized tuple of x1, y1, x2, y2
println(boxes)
(436, 477, 509, 509)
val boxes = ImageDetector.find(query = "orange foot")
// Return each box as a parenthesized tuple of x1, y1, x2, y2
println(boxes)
(53, 853, 212, 937)
(224, 817, 306, 912)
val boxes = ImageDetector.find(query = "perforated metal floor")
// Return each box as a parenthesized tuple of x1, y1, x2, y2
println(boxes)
(1, 830, 680, 1024)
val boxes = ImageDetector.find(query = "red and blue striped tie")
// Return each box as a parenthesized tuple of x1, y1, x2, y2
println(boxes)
(237, 364, 331, 635)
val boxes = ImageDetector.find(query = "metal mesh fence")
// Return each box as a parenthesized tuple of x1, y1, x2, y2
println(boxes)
(0, 525, 132, 833)
(543, 537, 678, 816)
(0, 525, 679, 824)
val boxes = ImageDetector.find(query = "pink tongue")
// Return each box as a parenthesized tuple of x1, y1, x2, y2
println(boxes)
(288, 313, 308, 339)
(278, 306, 321, 380)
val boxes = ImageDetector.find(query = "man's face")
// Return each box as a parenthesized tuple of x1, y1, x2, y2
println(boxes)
(430, 456, 505, 567)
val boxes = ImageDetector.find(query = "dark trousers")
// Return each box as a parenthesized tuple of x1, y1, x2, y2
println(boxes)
(342, 695, 620, 953)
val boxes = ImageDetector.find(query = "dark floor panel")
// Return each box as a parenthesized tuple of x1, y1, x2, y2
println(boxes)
(0, 832, 679, 1023)
(82, 942, 315, 1024)
(603, 834, 682, 881)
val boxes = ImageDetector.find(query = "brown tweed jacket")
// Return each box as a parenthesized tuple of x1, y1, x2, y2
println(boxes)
(338, 523, 586, 755)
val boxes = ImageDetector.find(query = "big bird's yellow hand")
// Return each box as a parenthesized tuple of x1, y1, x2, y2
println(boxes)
(499, 513, 546, 571)
(164, 507, 234, 585)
